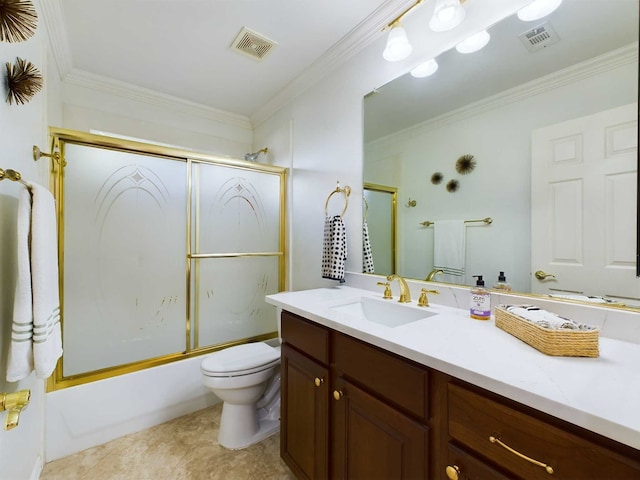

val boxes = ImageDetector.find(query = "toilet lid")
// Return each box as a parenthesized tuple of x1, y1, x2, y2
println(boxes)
(201, 343, 280, 376)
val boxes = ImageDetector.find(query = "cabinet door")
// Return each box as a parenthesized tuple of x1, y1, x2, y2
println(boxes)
(332, 378, 428, 480)
(281, 344, 329, 480)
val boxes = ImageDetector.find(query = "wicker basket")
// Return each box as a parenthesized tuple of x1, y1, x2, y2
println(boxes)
(494, 306, 599, 357)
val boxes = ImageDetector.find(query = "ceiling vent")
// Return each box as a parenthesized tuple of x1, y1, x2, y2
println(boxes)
(519, 22, 560, 52)
(230, 27, 277, 61)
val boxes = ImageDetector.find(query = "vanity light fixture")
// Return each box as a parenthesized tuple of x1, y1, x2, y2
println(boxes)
(382, 0, 424, 62)
(410, 58, 439, 78)
(429, 0, 466, 32)
(455, 29, 490, 54)
(383, 22, 413, 62)
(517, 0, 563, 21)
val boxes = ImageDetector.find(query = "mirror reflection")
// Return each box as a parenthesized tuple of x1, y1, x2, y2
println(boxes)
(363, 0, 639, 307)
(363, 183, 397, 276)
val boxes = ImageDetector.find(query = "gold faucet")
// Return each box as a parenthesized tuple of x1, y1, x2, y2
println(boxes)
(418, 288, 439, 307)
(386, 274, 411, 303)
(425, 269, 444, 281)
(1, 390, 30, 430)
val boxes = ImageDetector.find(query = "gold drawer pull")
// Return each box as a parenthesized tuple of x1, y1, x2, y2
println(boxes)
(314, 377, 324, 387)
(333, 390, 343, 401)
(489, 435, 554, 474)
(445, 464, 460, 480)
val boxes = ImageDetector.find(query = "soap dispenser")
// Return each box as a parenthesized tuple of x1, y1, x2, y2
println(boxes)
(493, 271, 512, 292)
(470, 275, 491, 320)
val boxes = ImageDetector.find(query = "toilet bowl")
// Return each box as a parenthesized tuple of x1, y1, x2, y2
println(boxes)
(201, 342, 281, 449)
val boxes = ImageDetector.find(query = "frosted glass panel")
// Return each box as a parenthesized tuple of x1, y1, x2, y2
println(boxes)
(62, 143, 187, 375)
(196, 257, 279, 347)
(194, 163, 281, 254)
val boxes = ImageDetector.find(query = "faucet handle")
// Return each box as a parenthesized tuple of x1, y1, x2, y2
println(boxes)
(418, 288, 439, 307)
(376, 282, 393, 299)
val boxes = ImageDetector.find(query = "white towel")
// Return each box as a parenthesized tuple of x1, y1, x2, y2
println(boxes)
(362, 220, 375, 274)
(322, 215, 347, 283)
(433, 220, 465, 284)
(6, 183, 62, 381)
(505, 305, 596, 331)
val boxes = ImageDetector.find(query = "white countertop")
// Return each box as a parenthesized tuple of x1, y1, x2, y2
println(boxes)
(266, 285, 640, 450)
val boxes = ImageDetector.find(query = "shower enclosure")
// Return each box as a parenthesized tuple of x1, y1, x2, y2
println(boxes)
(46, 129, 286, 390)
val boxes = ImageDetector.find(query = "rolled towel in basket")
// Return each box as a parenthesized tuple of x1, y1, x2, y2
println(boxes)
(505, 305, 595, 331)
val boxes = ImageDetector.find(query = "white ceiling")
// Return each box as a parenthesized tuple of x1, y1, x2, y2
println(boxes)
(54, 0, 401, 120)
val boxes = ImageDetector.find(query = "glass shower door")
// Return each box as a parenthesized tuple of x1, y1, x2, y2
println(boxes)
(190, 162, 283, 349)
(62, 143, 188, 376)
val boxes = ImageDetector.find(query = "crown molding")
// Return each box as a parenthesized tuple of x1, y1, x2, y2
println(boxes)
(369, 43, 639, 147)
(250, 0, 409, 128)
(40, 0, 73, 80)
(64, 69, 252, 130)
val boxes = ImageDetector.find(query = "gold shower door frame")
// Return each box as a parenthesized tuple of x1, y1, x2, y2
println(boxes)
(46, 128, 287, 391)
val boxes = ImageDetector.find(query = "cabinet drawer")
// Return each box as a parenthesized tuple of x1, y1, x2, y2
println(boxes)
(333, 332, 428, 421)
(448, 383, 640, 480)
(281, 310, 329, 364)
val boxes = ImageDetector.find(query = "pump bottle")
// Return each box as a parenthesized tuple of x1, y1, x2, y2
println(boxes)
(493, 271, 512, 292)
(470, 275, 491, 320)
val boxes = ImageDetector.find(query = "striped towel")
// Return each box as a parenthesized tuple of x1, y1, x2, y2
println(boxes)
(322, 215, 347, 283)
(6, 183, 62, 381)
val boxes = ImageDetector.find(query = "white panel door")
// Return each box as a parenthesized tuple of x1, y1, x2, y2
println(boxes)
(531, 103, 639, 303)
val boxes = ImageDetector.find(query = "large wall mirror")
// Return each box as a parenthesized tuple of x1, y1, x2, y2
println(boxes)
(364, 0, 639, 309)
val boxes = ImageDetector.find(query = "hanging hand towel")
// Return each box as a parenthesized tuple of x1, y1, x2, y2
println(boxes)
(433, 220, 466, 284)
(362, 220, 375, 274)
(6, 183, 62, 382)
(6, 188, 35, 381)
(322, 215, 348, 283)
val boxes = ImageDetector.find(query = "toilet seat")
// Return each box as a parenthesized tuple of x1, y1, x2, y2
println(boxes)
(201, 343, 280, 377)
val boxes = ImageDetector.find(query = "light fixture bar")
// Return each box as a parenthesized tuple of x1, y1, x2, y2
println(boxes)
(383, 0, 425, 31)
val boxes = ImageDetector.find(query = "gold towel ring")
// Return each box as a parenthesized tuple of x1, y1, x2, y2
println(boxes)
(325, 183, 351, 218)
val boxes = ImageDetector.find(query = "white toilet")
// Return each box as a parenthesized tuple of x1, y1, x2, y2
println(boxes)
(201, 341, 281, 449)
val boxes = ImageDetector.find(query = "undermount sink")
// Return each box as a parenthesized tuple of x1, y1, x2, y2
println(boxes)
(330, 296, 438, 327)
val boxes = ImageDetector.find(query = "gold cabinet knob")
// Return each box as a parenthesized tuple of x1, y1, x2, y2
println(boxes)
(314, 377, 324, 387)
(445, 465, 460, 480)
(333, 390, 343, 401)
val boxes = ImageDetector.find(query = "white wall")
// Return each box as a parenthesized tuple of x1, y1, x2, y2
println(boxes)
(61, 78, 253, 158)
(0, 0, 60, 476)
(365, 50, 638, 292)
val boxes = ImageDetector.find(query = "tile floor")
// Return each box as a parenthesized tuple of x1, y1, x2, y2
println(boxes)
(41, 403, 297, 480)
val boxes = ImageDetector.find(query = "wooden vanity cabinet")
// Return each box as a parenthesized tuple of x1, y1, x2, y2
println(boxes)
(280, 310, 429, 479)
(280, 311, 330, 480)
(280, 310, 640, 480)
(331, 333, 429, 479)
(445, 381, 640, 480)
